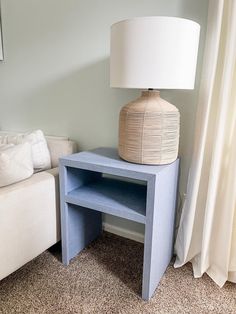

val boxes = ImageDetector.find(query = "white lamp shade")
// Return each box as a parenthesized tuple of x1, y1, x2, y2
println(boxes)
(110, 17, 200, 89)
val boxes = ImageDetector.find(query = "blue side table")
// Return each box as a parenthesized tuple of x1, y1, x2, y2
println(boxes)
(59, 147, 179, 300)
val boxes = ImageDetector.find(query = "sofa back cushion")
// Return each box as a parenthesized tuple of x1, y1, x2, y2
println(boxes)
(0, 143, 34, 187)
(0, 130, 78, 169)
(46, 136, 78, 168)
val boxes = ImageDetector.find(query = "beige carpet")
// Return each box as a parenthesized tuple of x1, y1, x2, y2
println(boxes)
(0, 232, 235, 314)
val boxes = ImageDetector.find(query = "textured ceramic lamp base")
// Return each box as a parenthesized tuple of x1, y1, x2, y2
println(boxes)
(118, 90, 180, 165)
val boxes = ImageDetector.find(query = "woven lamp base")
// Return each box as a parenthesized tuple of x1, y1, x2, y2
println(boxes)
(118, 90, 180, 165)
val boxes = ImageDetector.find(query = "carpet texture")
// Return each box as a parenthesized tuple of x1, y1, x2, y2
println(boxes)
(0, 232, 235, 314)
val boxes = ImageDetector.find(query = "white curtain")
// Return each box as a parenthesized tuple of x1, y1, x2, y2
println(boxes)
(174, 0, 236, 287)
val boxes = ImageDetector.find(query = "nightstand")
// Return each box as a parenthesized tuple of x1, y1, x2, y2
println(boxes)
(59, 147, 179, 300)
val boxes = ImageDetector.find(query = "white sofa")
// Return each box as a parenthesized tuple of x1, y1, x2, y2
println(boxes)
(0, 136, 77, 281)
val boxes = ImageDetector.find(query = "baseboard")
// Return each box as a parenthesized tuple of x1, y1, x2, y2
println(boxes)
(102, 222, 144, 243)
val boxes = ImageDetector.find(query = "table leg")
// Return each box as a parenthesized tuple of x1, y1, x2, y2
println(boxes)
(59, 164, 102, 265)
(61, 203, 102, 265)
(142, 161, 179, 300)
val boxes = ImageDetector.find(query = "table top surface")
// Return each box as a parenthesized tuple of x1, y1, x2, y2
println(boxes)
(60, 147, 178, 176)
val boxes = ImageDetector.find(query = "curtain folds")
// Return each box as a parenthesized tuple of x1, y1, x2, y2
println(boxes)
(174, 0, 236, 287)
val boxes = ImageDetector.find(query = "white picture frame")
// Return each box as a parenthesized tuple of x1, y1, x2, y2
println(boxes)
(0, 6, 3, 61)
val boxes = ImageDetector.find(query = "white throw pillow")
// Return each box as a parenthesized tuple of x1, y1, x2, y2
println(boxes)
(22, 130, 51, 171)
(0, 130, 51, 171)
(0, 143, 34, 187)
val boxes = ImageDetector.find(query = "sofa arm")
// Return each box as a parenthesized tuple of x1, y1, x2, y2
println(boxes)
(0, 170, 59, 281)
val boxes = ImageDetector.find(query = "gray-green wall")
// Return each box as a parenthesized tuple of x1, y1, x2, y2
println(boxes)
(0, 0, 209, 238)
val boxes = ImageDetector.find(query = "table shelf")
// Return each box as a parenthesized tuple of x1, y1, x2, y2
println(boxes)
(65, 177, 146, 224)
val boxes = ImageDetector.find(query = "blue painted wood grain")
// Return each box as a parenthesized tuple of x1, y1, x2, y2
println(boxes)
(142, 159, 179, 300)
(65, 177, 147, 224)
(59, 147, 179, 300)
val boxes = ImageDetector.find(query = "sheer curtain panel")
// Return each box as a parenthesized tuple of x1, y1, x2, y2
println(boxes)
(174, 0, 236, 287)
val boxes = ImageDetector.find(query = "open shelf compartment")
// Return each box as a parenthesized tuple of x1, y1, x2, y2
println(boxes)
(64, 167, 147, 224)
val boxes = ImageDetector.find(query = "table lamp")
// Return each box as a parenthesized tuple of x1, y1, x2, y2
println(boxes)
(110, 17, 200, 164)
